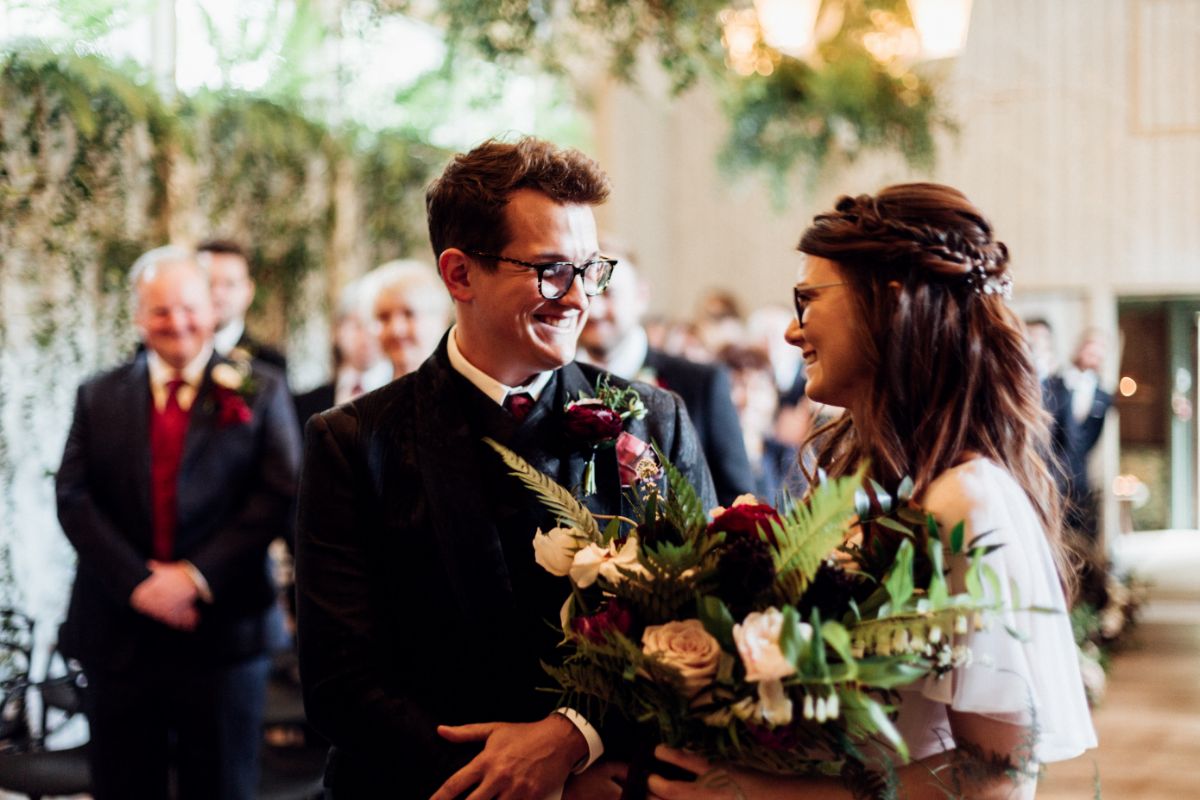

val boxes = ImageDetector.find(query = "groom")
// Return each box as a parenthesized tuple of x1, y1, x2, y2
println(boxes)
(295, 137, 716, 799)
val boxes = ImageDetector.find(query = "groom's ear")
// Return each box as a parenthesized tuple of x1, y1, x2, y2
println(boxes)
(439, 249, 473, 303)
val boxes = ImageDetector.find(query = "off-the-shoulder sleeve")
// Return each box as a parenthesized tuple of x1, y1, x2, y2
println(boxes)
(912, 460, 1097, 764)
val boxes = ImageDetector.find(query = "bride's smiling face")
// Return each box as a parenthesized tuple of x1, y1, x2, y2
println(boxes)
(785, 256, 874, 410)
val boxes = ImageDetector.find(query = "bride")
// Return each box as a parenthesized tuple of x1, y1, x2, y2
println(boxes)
(649, 184, 1096, 799)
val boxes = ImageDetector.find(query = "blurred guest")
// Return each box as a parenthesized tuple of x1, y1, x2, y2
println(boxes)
(694, 287, 744, 356)
(199, 238, 288, 373)
(56, 246, 301, 799)
(1024, 316, 1058, 380)
(718, 345, 800, 505)
(579, 250, 754, 505)
(1046, 327, 1113, 538)
(293, 277, 391, 425)
(746, 304, 807, 408)
(364, 259, 451, 380)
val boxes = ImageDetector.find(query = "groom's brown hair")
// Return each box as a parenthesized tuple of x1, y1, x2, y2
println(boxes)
(426, 136, 610, 267)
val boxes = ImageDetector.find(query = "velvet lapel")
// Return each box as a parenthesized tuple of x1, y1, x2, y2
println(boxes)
(180, 353, 221, 472)
(126, 354, 154, 530)
(413, 346, 514, 620)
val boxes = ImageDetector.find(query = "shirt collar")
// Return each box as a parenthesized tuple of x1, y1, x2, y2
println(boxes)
(147, 343, 213, 389)
(446, 325, 553, 406)
(213, 318, 245, 356)
(579, 325, 648, 381)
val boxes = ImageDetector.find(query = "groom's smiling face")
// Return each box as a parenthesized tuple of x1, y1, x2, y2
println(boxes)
(464, 188, 599, 386)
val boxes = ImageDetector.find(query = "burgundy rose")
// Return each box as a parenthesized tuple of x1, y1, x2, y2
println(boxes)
(717, 534, 775, 617)
(563, 399, 623, 444)
(572, 599, 634, 643)
(215, 388, 252, 427)
(745, 721, 803, 752)
(708, 503, 784, 546)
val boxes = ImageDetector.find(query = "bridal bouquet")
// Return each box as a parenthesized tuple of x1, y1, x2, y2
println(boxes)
(485, 439, 1006, 786)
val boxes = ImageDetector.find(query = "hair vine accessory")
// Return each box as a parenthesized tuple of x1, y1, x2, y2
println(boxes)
(964, 262, 1013, 300)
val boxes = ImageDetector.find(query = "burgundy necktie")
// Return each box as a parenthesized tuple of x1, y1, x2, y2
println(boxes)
(149, 378, 190, 561)
(504, 392, 534, 423)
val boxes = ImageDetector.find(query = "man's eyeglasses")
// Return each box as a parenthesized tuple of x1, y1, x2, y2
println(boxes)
(793, 281, 846, 325)
(466, 250, 617, 300)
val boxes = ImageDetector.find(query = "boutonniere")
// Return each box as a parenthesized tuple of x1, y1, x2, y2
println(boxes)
(209, 361, 255, 428)
(564, 375, 648, 496)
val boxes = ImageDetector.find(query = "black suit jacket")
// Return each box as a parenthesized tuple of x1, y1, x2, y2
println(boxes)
(56, 352, 302, 671)
(295, 340, 716, 796)
(1043, 374, 1112, 503)
(293, 381, 336, 428)
(644, 348, 755, 506)
(235, 331, 288, 375)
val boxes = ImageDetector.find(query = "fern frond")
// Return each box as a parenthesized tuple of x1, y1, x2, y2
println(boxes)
(773, 467, 865, 604)
(653, 444, 708, 538)
(484, 438, 601, 541)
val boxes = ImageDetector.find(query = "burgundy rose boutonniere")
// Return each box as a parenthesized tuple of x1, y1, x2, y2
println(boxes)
(210, 362, 255, 428)
(565, 375, 648, 495)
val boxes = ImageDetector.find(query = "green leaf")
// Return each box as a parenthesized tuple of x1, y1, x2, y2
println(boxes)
(896, 476, 914, 501)
(853, 658, 929, 689)
(949, 521, 965, 554)
(926, 538, 948, 607)
(779, 605, 807, 668)
(965, 549, 984, 599)
(772, 465, 864, 602)
(861, 694, 909, 761)
(983, 563, 1003, 603)
(877, 516, 915, 536)
(698, 596, 736, 650)
(820, 621, 857, 678)
(653, 443, 708, 537)
(883, 538, 915, 609)
(484, 438, 601, 540)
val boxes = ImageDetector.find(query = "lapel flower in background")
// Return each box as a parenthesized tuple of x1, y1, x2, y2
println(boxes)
(564, 398, 623, 443)
(209, 361, 254, 427)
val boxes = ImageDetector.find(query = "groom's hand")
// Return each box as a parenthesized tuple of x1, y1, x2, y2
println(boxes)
(431, 714, 587, 800)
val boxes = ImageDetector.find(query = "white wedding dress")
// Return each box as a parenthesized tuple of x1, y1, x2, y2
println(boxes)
(892, 458, 1098, 765)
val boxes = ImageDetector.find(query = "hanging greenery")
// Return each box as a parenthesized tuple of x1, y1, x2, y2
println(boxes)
(377, 0, 953, 183)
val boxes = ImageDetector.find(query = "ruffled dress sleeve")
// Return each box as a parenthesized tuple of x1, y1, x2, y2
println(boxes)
(894, 459, 1097, 764)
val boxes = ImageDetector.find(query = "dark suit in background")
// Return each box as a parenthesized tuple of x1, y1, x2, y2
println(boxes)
(57, 352, 301, 798)
(232, 330, 288, 375)
(296, 341, 715, 798)
(1044, 373, 1113, 537)
(293, 381, 336, 428)
(643, 348, 755, 505)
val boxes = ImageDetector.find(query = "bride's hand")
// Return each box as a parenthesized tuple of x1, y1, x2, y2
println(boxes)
(647, 745, 800, 800)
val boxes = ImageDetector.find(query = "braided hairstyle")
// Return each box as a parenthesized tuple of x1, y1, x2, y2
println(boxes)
(798, 183, 1069, 589)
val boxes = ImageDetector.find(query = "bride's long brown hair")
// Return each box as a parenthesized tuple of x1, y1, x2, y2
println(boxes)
(798, 183, 1071, 588)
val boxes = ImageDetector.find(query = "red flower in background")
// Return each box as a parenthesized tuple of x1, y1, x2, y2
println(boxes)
(214, 387, 252, 427)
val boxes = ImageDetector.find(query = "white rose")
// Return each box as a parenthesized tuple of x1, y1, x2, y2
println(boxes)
(532, 527, 582, 576)
(641, 619, 722, 698)
(733, 608, 806, 683)
(755, 678, 794, 726)
(570, 536, 643, 588)
(211, 363, 243, 390)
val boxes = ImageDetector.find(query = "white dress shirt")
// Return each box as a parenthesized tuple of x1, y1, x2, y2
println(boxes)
(212, 319, 245, 358)
(445, 326, 603, 778)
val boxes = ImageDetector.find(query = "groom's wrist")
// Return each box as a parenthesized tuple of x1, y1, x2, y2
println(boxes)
(553, 707, 604, 772)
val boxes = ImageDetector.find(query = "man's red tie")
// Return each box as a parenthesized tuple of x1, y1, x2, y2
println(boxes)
(149, 378, 190, 561)
(504, 392, 534, 423)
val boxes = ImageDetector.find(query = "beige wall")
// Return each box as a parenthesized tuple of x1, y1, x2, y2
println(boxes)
(591, 0, 1200, 539)
(592, 0, 1200, 319)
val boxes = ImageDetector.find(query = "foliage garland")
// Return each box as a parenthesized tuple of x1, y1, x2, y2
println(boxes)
(377, 0, 953, 184)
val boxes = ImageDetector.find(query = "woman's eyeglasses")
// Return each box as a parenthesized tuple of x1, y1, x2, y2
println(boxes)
(466, 250, 618, 300)
(793, 281, 846, 325)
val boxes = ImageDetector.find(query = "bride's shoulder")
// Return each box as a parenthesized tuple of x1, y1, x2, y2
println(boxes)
(922, 458, 1024, 531)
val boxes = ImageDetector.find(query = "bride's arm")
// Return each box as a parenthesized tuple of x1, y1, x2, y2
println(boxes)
(648, 711, 1037, 800)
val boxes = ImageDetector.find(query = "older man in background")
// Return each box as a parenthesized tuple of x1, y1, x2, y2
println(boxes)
(57, 246, 301, 799)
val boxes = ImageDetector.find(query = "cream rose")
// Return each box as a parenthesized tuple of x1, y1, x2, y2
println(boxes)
(532, 526, 582, 576)
(211, 362, 244, 390)
(569, 536, 643, 588)
(641, 619, 722, 698)
(733, 607, 806, 683)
